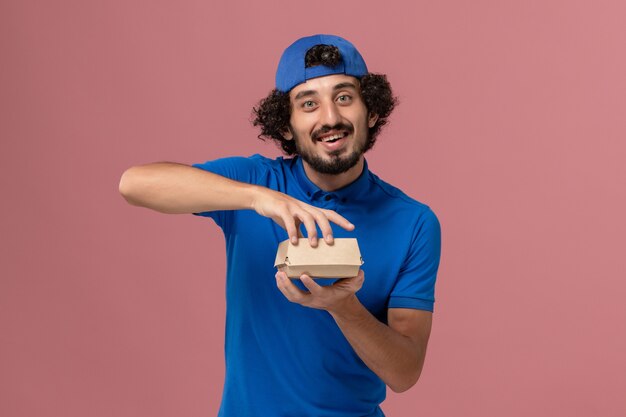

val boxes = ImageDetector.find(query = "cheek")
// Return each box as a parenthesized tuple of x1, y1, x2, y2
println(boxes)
(290, 114, 317, 134)
(351, 113, 370, 131)
(343, 104, 369, 127)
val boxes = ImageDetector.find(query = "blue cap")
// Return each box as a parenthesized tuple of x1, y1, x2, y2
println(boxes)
(275, 34, 368, 92)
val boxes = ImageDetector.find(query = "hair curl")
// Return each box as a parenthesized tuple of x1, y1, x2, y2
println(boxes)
(252, 45, 398, 155)
(305, 45, 342, 67)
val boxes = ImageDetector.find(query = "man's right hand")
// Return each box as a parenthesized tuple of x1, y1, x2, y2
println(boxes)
(249, 186, 355, 247)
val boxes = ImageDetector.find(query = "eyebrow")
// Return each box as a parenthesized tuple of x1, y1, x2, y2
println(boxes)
(293, 81, 359, 100)
(294, 90, 317, 100)
(333, 82, 358, 91)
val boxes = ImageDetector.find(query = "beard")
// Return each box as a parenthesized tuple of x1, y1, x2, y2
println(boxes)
(297, 145, 363, 175)
(293, 124, 370, 175)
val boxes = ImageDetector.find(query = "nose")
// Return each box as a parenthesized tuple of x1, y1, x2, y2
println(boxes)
(319, 100, 341, 127)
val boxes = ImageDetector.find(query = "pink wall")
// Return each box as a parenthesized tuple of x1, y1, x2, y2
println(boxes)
(2, 1, 625, 416)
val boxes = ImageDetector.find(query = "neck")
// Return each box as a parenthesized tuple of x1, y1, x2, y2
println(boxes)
(302, 157, 365, 192)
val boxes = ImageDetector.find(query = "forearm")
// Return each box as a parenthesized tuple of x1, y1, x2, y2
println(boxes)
(118, 162, 259, 214)
(329, 297, 427, 393)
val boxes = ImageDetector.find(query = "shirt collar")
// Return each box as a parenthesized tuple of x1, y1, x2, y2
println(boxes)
(290, 156, 371, 202)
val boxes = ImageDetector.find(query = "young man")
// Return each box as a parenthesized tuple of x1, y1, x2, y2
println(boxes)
(119, 34, 441, 417)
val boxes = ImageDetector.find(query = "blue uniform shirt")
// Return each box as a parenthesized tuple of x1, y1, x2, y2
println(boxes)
(192, 154, 441, 417)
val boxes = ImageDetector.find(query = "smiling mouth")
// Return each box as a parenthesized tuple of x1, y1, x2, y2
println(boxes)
(317, 132, 348, 143)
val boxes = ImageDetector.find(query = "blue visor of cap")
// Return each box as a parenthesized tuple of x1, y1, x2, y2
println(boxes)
(275, 34, 368, 92)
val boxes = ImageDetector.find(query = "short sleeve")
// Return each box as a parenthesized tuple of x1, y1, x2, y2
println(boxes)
(388, 208, 442, 312)
(191, 154, 269, 229)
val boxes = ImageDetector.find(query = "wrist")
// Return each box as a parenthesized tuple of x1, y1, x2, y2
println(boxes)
(328, 294, 365, 321)
(246, 184, 265, 210)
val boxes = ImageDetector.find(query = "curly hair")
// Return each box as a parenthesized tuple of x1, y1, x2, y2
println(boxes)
(252, 45, 398, 156)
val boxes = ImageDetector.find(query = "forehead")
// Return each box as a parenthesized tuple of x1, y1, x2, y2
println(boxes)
(289, 74, 360, 100)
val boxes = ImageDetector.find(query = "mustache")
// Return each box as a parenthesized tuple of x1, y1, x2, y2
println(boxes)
(311, 123, 354, 140)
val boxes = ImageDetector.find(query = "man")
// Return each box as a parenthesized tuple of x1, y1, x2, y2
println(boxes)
(119, 34, 441, 417)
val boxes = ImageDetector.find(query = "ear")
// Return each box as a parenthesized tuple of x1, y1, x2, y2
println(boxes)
(281, 126, 294, 140)
(368, 112, 379, 128)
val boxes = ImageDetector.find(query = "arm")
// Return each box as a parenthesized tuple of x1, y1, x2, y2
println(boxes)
(118, 162, 354, 245)
(330, 298, 432, 393)
(275, 270, 432, 393)
(119, 162, 260, 214)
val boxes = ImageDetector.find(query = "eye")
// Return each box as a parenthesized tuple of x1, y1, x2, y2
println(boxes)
(337, 95, 352, 104)
(302, 100, 316, 109)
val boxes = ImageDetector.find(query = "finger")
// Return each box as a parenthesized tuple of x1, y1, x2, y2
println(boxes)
(309, 209, 334, 244)
(333, 270, 365, 289)
(275, 271, 308, 303)
(276, 270, 291, 282)
(299, 274, 322, 295)
(321, 209, 355, 232)
(295, 211, 318, 247)
(295, 219, 304, 239)
(282, 214, 300, 244)
(354, 269, 365, 286)
(355, 269, 365, 281)
(344, 269, 365, 284)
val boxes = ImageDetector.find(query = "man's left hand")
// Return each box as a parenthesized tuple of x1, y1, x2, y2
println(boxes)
(275, 269, 364, 313)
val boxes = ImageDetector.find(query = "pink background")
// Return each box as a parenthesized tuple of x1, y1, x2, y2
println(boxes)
(2, 1, 625, 416)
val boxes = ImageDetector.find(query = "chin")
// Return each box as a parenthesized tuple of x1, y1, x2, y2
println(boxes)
(302, 150, 362, 175)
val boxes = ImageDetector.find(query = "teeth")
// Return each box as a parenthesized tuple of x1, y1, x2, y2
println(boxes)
(320, 133, 345, 142)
